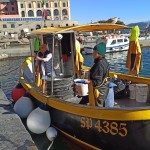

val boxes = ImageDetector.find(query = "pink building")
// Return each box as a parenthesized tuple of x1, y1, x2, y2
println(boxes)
(0, 0, 18, 16)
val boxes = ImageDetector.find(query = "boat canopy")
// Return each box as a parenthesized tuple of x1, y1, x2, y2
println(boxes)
(31, 23, 130, 35)
(59, 23, 130, 32)
(31, 26, 73, 35)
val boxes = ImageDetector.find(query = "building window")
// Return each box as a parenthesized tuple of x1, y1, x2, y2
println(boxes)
(37, 3, 41, 8)
(11, 24, 15, 28)
(28, 3, 32, 8)
(11, 2, 14, 5)
(5, 7, 8, 11)
(46, 10, 51, 16)
(63, 3, 66, 7)
(54, 9, 59, 16)
(63, 17, 68, 20)
(20, 4, 24, 8)
(54, 3, 57, 7)
(54, 17, 59, 20)
(62, 9, 67, 15)
(12, 7, 14, 11)
(28, 10, 34, 17)
(3, 24, 7, 28)
(21, 11, 25, 17)
(37, 10, 42, 16)
(46, 3, 49, 8)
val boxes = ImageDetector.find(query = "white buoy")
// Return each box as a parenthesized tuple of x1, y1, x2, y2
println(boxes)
(14, 96, 34, 118)
(27, 106, 51, 134)
(46, 127, 57, 150)
(46, 127, 57, 141)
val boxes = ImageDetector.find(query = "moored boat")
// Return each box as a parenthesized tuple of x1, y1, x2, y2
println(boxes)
(83, 34, 129, 54)
(18, 23, 150, 150)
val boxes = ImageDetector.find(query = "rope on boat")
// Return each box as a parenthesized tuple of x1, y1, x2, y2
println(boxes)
(47, 141, 54, 150)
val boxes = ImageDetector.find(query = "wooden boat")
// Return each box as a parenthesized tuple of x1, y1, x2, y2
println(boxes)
(19, 23, 150, 150)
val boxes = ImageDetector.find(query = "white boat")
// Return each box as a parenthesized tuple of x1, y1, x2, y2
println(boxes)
(82, 35, 129, 54)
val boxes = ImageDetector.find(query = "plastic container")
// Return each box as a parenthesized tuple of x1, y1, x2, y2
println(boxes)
(75, 83, 88, 96)
(74, 79, 88, 96)
(129, 84, 136, 99)
(136, 84, 148, 102)
(105, 82, 117, 108)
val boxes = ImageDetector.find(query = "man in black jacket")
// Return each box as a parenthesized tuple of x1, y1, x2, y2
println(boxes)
(85, 42, 110, 107)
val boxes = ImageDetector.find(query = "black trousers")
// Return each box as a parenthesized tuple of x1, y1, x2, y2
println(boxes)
(96, 81, 109, 107)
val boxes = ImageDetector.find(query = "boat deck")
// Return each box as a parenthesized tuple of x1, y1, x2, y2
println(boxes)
(64, 95, 150, 109)
(115, 98, 150, 108)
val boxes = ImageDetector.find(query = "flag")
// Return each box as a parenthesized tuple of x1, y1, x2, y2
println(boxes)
(42, 9, 46, 19)
(41, 0, 46, 19)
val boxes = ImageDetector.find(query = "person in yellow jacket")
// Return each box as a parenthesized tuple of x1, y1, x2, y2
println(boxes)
(126, 26, 142, 75)
(75, 40, 84, 77)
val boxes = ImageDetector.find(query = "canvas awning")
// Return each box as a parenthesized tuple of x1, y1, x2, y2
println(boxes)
(31, 23, 130, 35)
(58, 23, 130, 32)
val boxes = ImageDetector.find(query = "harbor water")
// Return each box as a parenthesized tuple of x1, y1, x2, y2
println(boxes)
(0, 48, 150, 149)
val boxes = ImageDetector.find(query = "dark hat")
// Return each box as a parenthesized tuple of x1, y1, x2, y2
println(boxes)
(93, 42, 106, 56)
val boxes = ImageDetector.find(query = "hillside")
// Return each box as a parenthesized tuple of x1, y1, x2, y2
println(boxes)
(128, 21, 149, 30)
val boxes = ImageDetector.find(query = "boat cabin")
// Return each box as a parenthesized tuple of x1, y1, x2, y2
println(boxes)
(24, 27, 86, 100)
(97, 35, 129, 52)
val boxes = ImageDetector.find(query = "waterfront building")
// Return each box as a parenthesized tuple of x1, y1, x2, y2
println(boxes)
(0, 0, 78, 33)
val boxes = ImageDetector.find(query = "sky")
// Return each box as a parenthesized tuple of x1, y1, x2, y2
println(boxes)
(70, 0, 150, 25)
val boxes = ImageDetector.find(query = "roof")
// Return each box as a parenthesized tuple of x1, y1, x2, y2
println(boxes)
(60, 23, 130, 32)
(31, 23, 130, 35)
(31, 26, 73, 35)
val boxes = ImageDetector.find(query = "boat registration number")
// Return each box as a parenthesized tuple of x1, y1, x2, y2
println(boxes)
(80, 117, 127, 137)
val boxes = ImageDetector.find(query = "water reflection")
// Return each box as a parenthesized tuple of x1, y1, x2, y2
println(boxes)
(83, 51, 128, 74)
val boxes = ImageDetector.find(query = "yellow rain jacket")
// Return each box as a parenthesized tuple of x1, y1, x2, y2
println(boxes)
(126, 26, 141, 75)
(75, 40, 84, 77)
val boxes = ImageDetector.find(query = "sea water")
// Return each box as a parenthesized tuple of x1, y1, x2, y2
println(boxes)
(83, 48, 150, 77)
(0, 48, 150, 149)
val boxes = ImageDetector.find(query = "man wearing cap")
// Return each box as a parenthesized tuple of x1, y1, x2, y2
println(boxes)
(85, 42, 110, 107)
